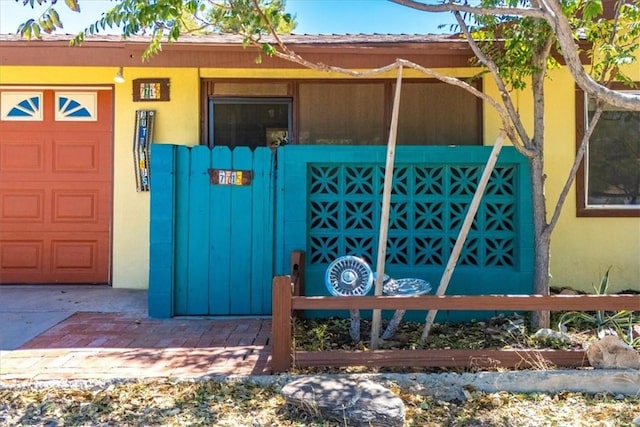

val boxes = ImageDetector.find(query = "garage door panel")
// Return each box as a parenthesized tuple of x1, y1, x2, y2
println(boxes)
(53, 140, 98, 173)
(0, 137, 45, 174)
(50, 182, 110, 228)
(50, 234, 109, 282)
(1, 184, 109, 231)
(52, 133, 111, 176)
(0, 190, 45, 222)
(0, 240, 44, 271)
(0, 233, 108, 283)
(52, 239, 98, 270)
(52, 190, 100, 223)
(0, 132, 112, 181)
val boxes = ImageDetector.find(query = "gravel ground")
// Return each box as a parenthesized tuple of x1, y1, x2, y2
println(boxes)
(1, 376, 639, 426)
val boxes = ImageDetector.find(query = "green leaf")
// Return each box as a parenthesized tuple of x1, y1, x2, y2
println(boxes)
(49, 8, 61, 27)
(23, 23, 32, 39)
(64, 0, 80, 13)
(169, 25, 180, 41)
(595, 266, 611, 295)
(583, 0, 603, 21)
(40, 17, 53, 33)
(17, 18, 33, 35)
(261, 43, 275, 56)
(70, 32, 85, 47)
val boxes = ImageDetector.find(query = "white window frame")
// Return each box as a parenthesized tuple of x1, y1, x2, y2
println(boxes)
(0, 91, 43, 121)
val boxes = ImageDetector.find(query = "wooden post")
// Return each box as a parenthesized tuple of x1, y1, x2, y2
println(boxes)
(371, 65, 404, 350)
(420, 132, 506, 341)
(290, 250, 305, 318)
(271, 275, 293, 372)
(290, 250, 305, 297)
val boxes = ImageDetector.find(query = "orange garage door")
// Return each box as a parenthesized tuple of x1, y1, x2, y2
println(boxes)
(0, 88, 113, 284)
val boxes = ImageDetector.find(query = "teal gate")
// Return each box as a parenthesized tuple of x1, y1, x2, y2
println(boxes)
(149, 145, 275, 317)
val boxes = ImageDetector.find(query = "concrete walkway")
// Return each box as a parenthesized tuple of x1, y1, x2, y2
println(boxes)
(0, 285, 147, 350)
(0, 286, 272, 381)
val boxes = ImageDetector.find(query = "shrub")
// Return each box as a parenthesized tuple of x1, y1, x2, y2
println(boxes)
(557, 267, 639, 349)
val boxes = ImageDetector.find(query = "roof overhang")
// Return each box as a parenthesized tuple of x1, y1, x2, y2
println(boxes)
(0, 32, 592, 69)
(0, 33, 478, 69)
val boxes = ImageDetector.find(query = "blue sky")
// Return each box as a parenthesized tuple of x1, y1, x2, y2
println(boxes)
(0, 0, 457, 35)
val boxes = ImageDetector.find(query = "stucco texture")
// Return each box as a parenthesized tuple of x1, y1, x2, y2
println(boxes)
(484, 66, 639, 293)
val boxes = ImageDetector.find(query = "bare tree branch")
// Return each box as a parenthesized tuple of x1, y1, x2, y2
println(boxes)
(390, 0, 546, 19)
(251, 0, 287, 47)
(528, 34, 555, 240)
(531, 34, 555, 152)
(547, 1, 627, 234)
(452, 11, 535, 157)
(547, 104, 605, 231)
(538, 0, 640, 110)
(391, 0, 640, 111)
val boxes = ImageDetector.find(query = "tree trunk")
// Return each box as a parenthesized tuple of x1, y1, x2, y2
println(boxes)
(529, 154, 551, 329)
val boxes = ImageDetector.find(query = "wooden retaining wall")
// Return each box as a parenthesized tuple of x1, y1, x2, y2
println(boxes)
(271, 263, 639, 372)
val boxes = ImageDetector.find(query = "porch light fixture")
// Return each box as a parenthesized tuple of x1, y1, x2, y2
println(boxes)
(113, 67, 125, 84)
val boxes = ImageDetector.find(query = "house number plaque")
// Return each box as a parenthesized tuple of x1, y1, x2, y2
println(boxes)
(132, 78, 170, 102)
(208, 169, 253, 186)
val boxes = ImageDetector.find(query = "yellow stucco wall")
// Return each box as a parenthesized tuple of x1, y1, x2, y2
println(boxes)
(1, 63, 638, 292)
(550, 63, 640, 292)
(484, 66, 640, 293)
(111, 67, 200, 289)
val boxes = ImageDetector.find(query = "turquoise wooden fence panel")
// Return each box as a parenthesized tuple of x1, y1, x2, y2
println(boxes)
(148, 144, 176, 318)
(151, 143, 533, 321)
(275, 145, 533, 322)
(209, 147, 232, 315)
(149, 144, 275, 317)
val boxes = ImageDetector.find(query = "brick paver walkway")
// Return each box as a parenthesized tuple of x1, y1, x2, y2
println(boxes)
(0, 313, 273, 381)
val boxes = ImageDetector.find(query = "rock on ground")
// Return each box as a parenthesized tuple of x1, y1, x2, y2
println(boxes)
(281, 376, 405, 427)
(587, 336, 640, 369)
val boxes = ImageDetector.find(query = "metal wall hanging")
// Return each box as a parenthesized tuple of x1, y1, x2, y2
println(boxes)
(133, 110, 155, 192)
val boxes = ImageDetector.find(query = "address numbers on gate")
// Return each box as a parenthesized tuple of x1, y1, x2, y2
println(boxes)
(208, 169, 253, 186)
